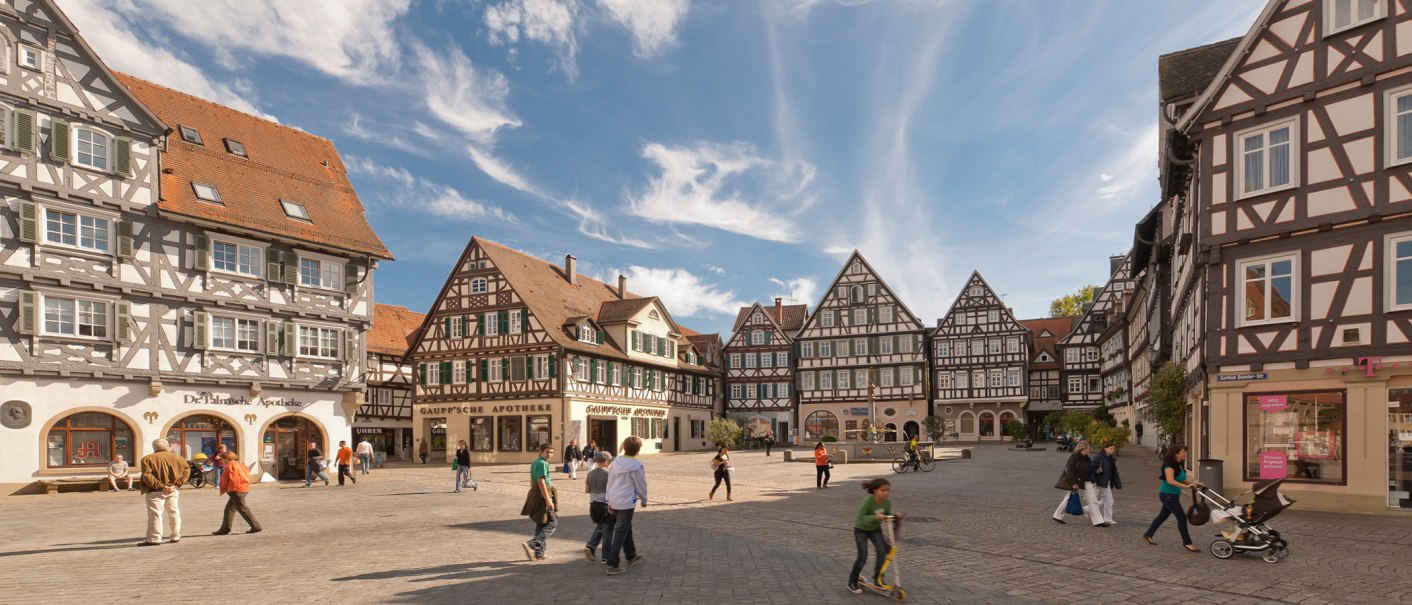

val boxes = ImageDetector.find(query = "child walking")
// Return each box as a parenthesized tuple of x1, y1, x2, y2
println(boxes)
(848, 478, 894, 594)
(583, 451, 614, 563)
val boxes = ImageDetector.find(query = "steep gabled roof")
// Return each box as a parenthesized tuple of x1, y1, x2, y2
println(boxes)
(933, 270, 1026, 332)
(1021, 317, 1077, 368)
(732, 302, 808, 333)
(799, 250, 925, 335)
(1173, 0, 1286, 131)
(117, 73, 392, 259)
(1158, 37, 1241, 103)
(369, 305, 425, 357)
(598, 298, 657, 324)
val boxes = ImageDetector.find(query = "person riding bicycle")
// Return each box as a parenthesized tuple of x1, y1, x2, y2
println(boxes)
(905, 434, 920, 469)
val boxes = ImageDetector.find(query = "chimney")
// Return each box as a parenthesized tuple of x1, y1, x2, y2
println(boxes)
(774, 297, 783, 322)
(1109, 254, 1125, 276)
(618, 275, 628, 300)
(565, 255, 577, 285)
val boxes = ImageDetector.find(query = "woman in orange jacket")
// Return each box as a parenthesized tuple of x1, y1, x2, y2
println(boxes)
(212, 452, 262, 535)
(815, 442, 832, 489)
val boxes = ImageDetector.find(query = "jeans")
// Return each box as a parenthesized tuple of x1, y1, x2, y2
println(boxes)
(375, 452, 386, 468)
(528, 511, 557, 558)
(849, 528, 886, 586)
(144, 489, 181, 543)
(359, 453, 371, 474)
(817, 465, 831, 488)
(455, 466, 470, 492)
(217, 491, 262, 532)
(586, 506, 616, 556)
(211, 466, 224, 490)
(605, 507, 637, 568)
(337, 463, 355, 485)
(1144, 491, 1193, 545)
(305, 463, 329, 486)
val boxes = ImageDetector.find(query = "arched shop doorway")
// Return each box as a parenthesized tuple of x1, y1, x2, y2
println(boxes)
(903, 421, 920, 442)
(979, 412, 996, 438)
(165, 414, 238, 460)
(803, 410, 838, 441)
(998, 411, 1017, 437)
(262, 416, 325, 481)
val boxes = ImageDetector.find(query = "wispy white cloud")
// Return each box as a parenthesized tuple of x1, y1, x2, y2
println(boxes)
(347, 156, 516, 223)
(611, 266, 743, 317)
(567, 199, 653, 248)
(596, 0, 690, 57)
(467, 145, 544, 196)
(343, 114, 433, 157)
(786, 0, 945, 18)
(769, 277, 818, 307)
(626, 141, 814, 242)
(414, 44, 522, 146)
(485, 0, 581, 79)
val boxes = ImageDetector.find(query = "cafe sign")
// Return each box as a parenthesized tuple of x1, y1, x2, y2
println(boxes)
(184, 392, 307, 409)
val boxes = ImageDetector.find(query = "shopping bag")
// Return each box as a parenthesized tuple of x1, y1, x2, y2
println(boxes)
(1064, 491, 1084, 516)
(562, 462, 572, 474)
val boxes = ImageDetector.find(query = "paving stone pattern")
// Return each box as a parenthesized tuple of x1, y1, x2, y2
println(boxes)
(1, 445, 1409, 604)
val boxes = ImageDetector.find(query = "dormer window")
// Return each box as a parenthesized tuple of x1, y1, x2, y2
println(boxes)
(192, 182, 221, 204)
(178, 125, 203, 145)
(280, 199, 311, 221)
(17, 45, 40, 70)
(578, 324, 603, 344)
(224, 138, 246, 157)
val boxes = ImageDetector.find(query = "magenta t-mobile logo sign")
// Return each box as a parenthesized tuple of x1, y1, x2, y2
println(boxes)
(1356, 356, 1383, 378)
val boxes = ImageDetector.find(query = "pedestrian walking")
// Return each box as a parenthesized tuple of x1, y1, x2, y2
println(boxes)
(765, 433, 775, 456)
(136, 438, 188, 546)
(335, 441, 357, 486)
(356, 438, 374, 475)
(1142, 445, 1204, 552)
(419, 439, 429, 464)
(107, 454, 135, 491)
(210, 443, 228, 490)
(847, 478, 894, 593)
(1052, 440, 1104, 526)
(581, 441, 597, 470)
(521, 443, 558, 562)
(815, 442, 832, 489)
(304, 442, 329, 487)
(1090, 443, 1123, 526)
(378, 441, 392, 468)
(454, 440, 473, 493)
(604, 436, 648, 576)
(565, 439, 582, 480)
(211, 452, 262, 535)
(583, 451, 614, 563)
(708, 445, 733, 501)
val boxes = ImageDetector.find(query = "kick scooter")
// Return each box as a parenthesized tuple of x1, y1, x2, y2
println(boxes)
(857, 514, 906, 602)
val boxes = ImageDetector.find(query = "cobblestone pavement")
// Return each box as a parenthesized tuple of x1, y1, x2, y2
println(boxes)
(2, 445, 1410, 604)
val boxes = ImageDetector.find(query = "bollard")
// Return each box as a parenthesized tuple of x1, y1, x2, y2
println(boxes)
(782, 450, 793, 462)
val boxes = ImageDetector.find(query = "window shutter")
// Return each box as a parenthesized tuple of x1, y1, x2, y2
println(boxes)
(497, 311, 508, 334)
(868, 307, 877, 324)
(869, 336, 878, 355)
(501, 357, 509, 380)
(440, 360, 452, 384)
(193, 234, 209, 271)
(596, 329, 604, 345)
(116, 220, 134, 260)
(344, 264, 359, 296)
(460, 316, 469, 336)
(192, 311, 208, 350)
(18, 290, 36, 335)
(48, 117, 71, 163)
(548, 353, 557, 378)
(14, 110, 35, 153)
(590, 359, 598, 383)
(18, 201, 37, 243)
(520, 308, 529, 333)
(476, 315, 485, 335)
(668, 340, 675, 357)
(478, 359, 488, 382)
(345, 330, 357, 361)
(114, 137, 132, 177)
(631, 330, 639, 351)
(281, 254, 297, 285)
(266, 251, 282, 283)
(526, 356, 535, 380)
(764, 331, 772, 345)
(442, 318, 451, 338)
(283, 322, 296, 356)
(115, 301, 132, 343)
(266, 320, 280, 355)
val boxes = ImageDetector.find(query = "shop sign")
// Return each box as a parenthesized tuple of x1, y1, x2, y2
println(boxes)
(1259, 450, 1287, 480)
(1217, 373, 1267, 382)
(354, 428, 388, 434)
(183, 392, 307, 409)
(841, 407, 870, 416)
(1258, 395, 1288, 412)
(418, 404, 552, 415)
(585, 405, 667, 418)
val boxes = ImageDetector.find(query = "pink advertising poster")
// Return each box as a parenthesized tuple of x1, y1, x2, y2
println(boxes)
(1259, 450, 1288, 480)
(1258, 395, 1289, 412)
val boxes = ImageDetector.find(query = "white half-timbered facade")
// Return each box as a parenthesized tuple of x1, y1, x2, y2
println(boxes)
(724, 298, 806, 441)
(1021, 317, 1076, 429)
(357, 304, 423, 460)
(795, 251, 927, 442)
(1057, 255, 1135, 410)
(928, 271, 1028, 442)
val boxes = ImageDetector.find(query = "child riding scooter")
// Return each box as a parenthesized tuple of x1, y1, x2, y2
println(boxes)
(848, 478, 906, 601)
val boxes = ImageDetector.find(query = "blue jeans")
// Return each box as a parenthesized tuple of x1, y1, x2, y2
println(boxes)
(1144, 491, 1193, 545)
(304, 463, 329, 486)
(528, 511, 557, 558)
(211, 466, 224, 489)
(850, 528, 886, 586)
(454, 467, 470, 492)
(586, 506, 616, 556)
(359, 453, 371, 474)
(605, 507, 637, 568)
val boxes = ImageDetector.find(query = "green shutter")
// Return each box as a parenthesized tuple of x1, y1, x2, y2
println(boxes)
(764, 331, 772, 344)
(48, 117, 70, 163)
(596, 329, 604, 344)
(192, 312, 208, 350)
(590, 359, 598, 383)
(114, 137, 132, 177)
(17, 290, 36, 335)
(115, 301, 132, 343)
(344, 264, 360, 296)
(548, 353, 557, 378)
(631, 330, 638, 351)
(418, 363, 427, 386)
(13, 110, 35, 153)
(868, 307, 877, 324)
(526, 356, 535, 380)
(460, 316, 469, 336)
(266, 320, 280, 355)
(480, 359, 488, 382)
(283, 322, 296, 356)
(193, 234, 209, 271)
(501, 357, 509, 381)
(443, 318, 451, 338)
(116, 220, 134, 260)
(440, 360, 452, 384)
(281, 254, 297, 285)
(520, 309, 529, 332)
(498, 311, 509, 334)
(477, 315, 485, 335)
(17, 201, 37, 243)
(266, 251, 283, 283)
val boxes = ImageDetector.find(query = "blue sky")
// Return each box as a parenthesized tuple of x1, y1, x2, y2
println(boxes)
(65, 0, 1264, 336)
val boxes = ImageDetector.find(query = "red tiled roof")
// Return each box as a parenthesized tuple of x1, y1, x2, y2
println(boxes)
(1021, 317, 1077, 369)
(732, 302, 808, 333)
(369, 304, 425, 356)
(115, 73, 392, 259)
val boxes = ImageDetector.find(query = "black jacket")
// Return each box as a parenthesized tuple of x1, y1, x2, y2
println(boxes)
(1089, 452, 1122, 489)
(565, 445, 582, 462)
(455, 447, 471, 466)
(1064, 452, 1092, 486)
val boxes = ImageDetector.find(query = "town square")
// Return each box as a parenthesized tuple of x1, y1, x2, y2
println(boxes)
(3, 0, 1412, 603)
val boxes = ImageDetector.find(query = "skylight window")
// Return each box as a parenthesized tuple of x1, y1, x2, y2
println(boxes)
(178, 125, 203, 145)
(192, 182, 221, 203)
(224, 138, 246, 157)
(280, 199, 310, 221)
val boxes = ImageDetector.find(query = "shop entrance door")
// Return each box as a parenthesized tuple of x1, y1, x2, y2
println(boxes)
(590, 418, 618, 455)
(779, 422, 790, 446)
(263, 416, 324, 481)
(1390, 389, 1412, 509)
(672, 417, 680, 451)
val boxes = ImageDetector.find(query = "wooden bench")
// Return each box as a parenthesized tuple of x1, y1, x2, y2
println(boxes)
(38, 477, 106, 494)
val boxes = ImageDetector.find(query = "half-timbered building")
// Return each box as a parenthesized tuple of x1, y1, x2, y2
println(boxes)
(409, 238, 719, 464)
(1097, 303, 1131, 411)
(1057, 255, 1136, 411)
(1160, 0, 1412, 511)
(357, 304, 423, 460)
(795, 252, 927, 442)
(1020, 317, 1076, 429)
(0, 0, 391, 492)
(928, 272, 1029, 442)
(724, 298, 806, 441)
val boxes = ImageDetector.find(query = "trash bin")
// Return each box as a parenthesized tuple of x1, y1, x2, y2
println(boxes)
(1197, 459, 1223, 497)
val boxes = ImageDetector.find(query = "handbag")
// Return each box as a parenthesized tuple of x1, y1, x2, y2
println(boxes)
(451, 460, 459, 471)
(1054, 470, 1072, 490)
(589, 501, 609, 524)
(1064, 491, 1084, 516)
(1187, 487, 1211, 525)
(562, 462, 572, 474)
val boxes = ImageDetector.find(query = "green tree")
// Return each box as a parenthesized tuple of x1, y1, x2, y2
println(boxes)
(705, 418, 743, 447)
(1088, 425, 1133, 449)
(1058, 410, 1096, 436)
(1049, 285, 1102, 317)
(923, 415, 945, 441)
(1149, 362, 1188, 447)
(1093, 405, 1116, 427)
(1004, 420, 1028, 440)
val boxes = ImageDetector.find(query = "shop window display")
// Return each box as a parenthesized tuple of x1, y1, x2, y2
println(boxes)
(1388, 389, 1412, 509)
(1244, 391, 1345, 484)
(469, 416, 493, 452)
(803, 410, 838, 440)
(498, 416, 522, 451)
(526, 415, 551, 451)
(46, 412, 134, 468)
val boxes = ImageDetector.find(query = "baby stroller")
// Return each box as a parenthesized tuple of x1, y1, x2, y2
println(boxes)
(187, 456, 213, 488)
(1196, 478, 1295, 563)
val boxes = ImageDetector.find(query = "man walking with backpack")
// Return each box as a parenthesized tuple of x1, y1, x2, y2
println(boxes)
(604, 436, 648, 576)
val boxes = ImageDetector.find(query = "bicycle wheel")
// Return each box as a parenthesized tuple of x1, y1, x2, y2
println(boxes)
(919, 455, 936, 472)
(891, 456, 908, 474)
(191, 474, 205, 489)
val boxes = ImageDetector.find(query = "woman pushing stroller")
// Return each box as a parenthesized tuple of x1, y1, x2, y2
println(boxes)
(1142, 445, 1204, 552)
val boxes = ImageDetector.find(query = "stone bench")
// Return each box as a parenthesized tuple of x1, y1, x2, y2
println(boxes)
(932, 447, 972, 460)
(38, 477, 106, 494)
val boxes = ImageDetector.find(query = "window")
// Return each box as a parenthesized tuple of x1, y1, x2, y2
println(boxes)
(751, 330, 765, 345)
(536, 355, 550, 379)
(1244, 391, 1345, 484)
(837, 340, 850, 357)
(489, 358, 505, 381)
(988, 310, 999, 322)
(594, 360, 605, 384)
(988, 339, 1001, 355)
(212, 240, 262, 277)
(497, 416, 522, 451)
(731, 384, 743, 399)
(854, 338, 868, 356)
(880, 338, 893, 355)
(746, 384, 758, 399)
(989, 371, 1003, 388)
(1068, 377, 1084, 394)
(879, 367, 894, 387)
(43, 296, 107, 338)
(452, 360, 466, 384)
(801, 372, 815, 390)
(898, 335, 914, 353)
(470, 417, 493, 451)
(779, 383, 791, 398)
(44, 208, 109, 252)
(803, 410, 839, 440)
(1390, 88, 1412, 166)
(728, 353, 740, 368)
(837, 370, 851, 389)
(178, 125, 203, 145)
(299, 257, 341, 290)
(851, 285, 864, 303)
(819, 341, 832, 357)
(1006, 337, 1019, 354)
(1008, 371, 1021, 387)
(190, 182, 223, 203)
(936, 341, 949, 357)
(1088, 377, 1101, 392)
(1239, 253, 1297, 325)
(968, 286, 982, 297)
(853, 308, 867, 325)
(821, 311, 835, 328)
(611, 363, 622, 385)
(899, 367, 914, 386)
(73, 128, 110, 171)
(297, 325, 340, 358)
(1325, 0, 1385, 35)
(483, 312, 499, 336)
(210, 316, 260, 352)
(744, 353, 757, 368)
(1389, 233, 1412, 310)
(855, 369, 868, 388)
(801, 342, 814, 358)
(971, 340, 983, 356)
(470, 277, 488, 293)
(937, 372, 953, 389)
(776, 352, 788, 366)
(1236, 120, 1295, 198)
(18, 45, 40, 70)
(45, 412, 134, 468)
(956, 372, 969, 389)
(1085, 347, 1099, 363)
(1065, 348, 1080, 364)
(423, 362, 441, 386)
(759, 353, 772, 368)
(224, 138, 246, 157)
(512, 356, 529, 382)
(819, 370, 832, 389)
(280, 199, 311, 221)
(879, 306, 893, 324)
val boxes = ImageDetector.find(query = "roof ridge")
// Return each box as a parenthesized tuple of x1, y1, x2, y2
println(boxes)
(180, 142, 357, 196)
(1159, 36, 1241, 60)
(115, 72, 336, 145)
(477, 237, 640, 298)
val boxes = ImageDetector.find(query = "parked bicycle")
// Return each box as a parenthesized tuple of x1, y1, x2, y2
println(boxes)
(891, 451, 935, 473)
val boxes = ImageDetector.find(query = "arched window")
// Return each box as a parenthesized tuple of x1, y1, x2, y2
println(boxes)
(979, 412, 996, 437)
(959, 411, 975, 435)
(850, 285, 864, 304)
(166, 414, 238, 460)
(903, 421, 920, 441)
(803, 410, 838, 440)
(884, 423, 898, 442)
(46, 411, 134, 468)
(73, 126, 112, 171)
(470, 277, 487, 293)
(998, 411, 1017, 433)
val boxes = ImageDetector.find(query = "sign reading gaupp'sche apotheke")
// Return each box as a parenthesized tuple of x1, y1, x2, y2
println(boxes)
(584, 405, 667, 418)
(418, 403, 553, 415)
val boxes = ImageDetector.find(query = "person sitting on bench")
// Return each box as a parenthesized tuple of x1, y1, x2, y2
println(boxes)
(108, 454, 136, 491)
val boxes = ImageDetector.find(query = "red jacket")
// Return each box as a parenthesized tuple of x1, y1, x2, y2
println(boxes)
(220, 461, 251, 495)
